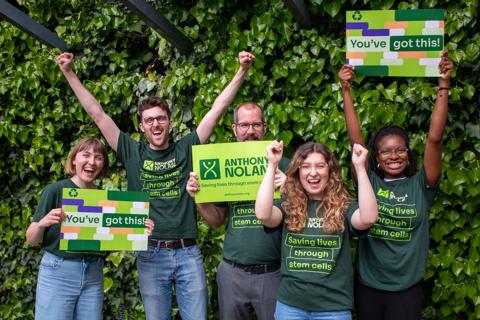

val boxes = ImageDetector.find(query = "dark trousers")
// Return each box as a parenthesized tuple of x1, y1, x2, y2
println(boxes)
(355, 278, 422, 320)
(217, 260, 281, 320)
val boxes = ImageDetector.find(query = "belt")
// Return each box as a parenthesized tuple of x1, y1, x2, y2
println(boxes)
(223, 258, 280, 274)
(148, 239, 196, 249)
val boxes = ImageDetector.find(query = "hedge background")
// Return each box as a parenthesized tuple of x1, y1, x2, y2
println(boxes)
(0, 0, 479, 319)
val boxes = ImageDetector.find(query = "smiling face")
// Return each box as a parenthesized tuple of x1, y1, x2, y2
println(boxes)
(72, 146, 105, 187)
(139, 107, 173, 150)
(299, 152, 330, 200)
(376, 134, 409, 179)
(232, 104, 266, 142)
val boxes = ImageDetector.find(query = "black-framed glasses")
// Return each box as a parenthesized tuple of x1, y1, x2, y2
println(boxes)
(235, 122, 265, 131)
(378, 147, 408, 157)
(143, 115, 169, 126)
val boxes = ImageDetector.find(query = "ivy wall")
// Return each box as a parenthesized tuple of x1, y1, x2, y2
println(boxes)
(0, 0, 479, 319)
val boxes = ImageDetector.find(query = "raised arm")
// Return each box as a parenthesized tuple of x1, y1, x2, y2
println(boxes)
(350, 144, 378, 230)
(255, 141, 284, 228)
(196, 51, 255, 144)
(424, 51, 453, 187)
(339, 65, 366, 178)
(57, 53, 120, 151)
(186, 172, 227, 227)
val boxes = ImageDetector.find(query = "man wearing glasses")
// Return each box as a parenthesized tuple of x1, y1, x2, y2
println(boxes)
(57, 51, 255, 320)
(187, 102, 289, 320)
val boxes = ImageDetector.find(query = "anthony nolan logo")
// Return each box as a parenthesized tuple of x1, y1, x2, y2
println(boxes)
(143, 160, 154, 171)
(199, 159, 220, 180)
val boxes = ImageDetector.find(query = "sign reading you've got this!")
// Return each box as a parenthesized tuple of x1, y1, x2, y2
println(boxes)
(60, 188, 150, 251)
(192, 141, 279, 203)
(346, 9, 446, 77)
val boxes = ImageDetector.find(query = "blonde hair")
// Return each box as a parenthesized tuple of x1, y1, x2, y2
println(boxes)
(282, 142, 350, 233)
(65, 138, 109, 178)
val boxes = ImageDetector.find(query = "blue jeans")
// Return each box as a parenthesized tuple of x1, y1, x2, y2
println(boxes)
(137, 244, 207, 320)
(275, 301, 352, 320)
(35, 251, 104, 320)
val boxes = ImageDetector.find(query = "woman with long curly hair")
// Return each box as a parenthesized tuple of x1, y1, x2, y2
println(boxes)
(255, 140, 378, 319)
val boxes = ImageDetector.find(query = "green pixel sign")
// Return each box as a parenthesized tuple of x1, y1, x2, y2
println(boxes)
(192, 141, 280, 203)
(60, 188, 150, 251)
(346, 9, 446, 77)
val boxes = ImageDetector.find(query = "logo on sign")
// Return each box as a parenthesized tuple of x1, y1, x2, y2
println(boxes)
(200, 159, 221, 180)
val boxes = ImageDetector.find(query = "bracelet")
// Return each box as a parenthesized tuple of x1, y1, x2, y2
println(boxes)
(438, 87, 450, 91)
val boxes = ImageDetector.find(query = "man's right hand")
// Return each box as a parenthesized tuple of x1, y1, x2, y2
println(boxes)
(56, 52, 74, 73)
(239, 51, 255, 71)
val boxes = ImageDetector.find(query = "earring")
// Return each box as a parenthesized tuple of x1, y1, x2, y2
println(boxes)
(377, 163, 380, 168)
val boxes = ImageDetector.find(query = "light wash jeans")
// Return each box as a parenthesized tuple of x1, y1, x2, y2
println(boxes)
(275, 301, 352, 320)
(35, 251, 104, 320)
(136, 244, 207, 320)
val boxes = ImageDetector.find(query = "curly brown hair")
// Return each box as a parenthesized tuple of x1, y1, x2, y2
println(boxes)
(282, 142, 351, 233)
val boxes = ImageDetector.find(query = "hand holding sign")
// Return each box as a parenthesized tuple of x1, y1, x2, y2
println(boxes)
(39, 208, 65, 228)
(438, 51, 453, 81)
(145, 219, 154, 236)
(338, 65, 355, 90)
(186, 172, 200, 199)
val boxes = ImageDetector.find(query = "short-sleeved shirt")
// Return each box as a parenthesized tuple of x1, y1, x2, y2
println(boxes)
(32, 179, 107, 259)
(355, 167, 436, 291)
(116, 131, 200, 239)
(222, 157, 290, 265)
(275, 199, 359, 311)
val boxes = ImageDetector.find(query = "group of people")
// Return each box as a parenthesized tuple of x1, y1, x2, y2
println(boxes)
(26, 49, 453, 320)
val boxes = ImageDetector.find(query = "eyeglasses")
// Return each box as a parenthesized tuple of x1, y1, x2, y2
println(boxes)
(143, 115, 169, 126)
(235, 122, 265, 131)
(378, 147, 408, 157)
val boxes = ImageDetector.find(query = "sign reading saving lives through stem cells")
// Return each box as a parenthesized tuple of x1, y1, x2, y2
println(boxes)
(346, 9, 446, 77)
(192, 141, 279, 203)
(60, 188, 150, 251)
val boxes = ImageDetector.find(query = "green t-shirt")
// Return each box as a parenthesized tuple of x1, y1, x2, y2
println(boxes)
(276, 200, 359, 311)
(32, 179, 106, 259)
(222, 157, 290, 265)
(117, 131, 199, 239)
(355, 167, 436, 291)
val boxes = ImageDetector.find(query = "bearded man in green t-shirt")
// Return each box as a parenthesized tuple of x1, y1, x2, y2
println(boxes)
(57, 51, 255, 320)
(187, 102, 289, 320)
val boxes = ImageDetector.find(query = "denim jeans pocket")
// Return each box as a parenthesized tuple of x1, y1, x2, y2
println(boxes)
(186, 245, 201, 257)
(40, 252, 63, 269)
(137, 246, 156, 260)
